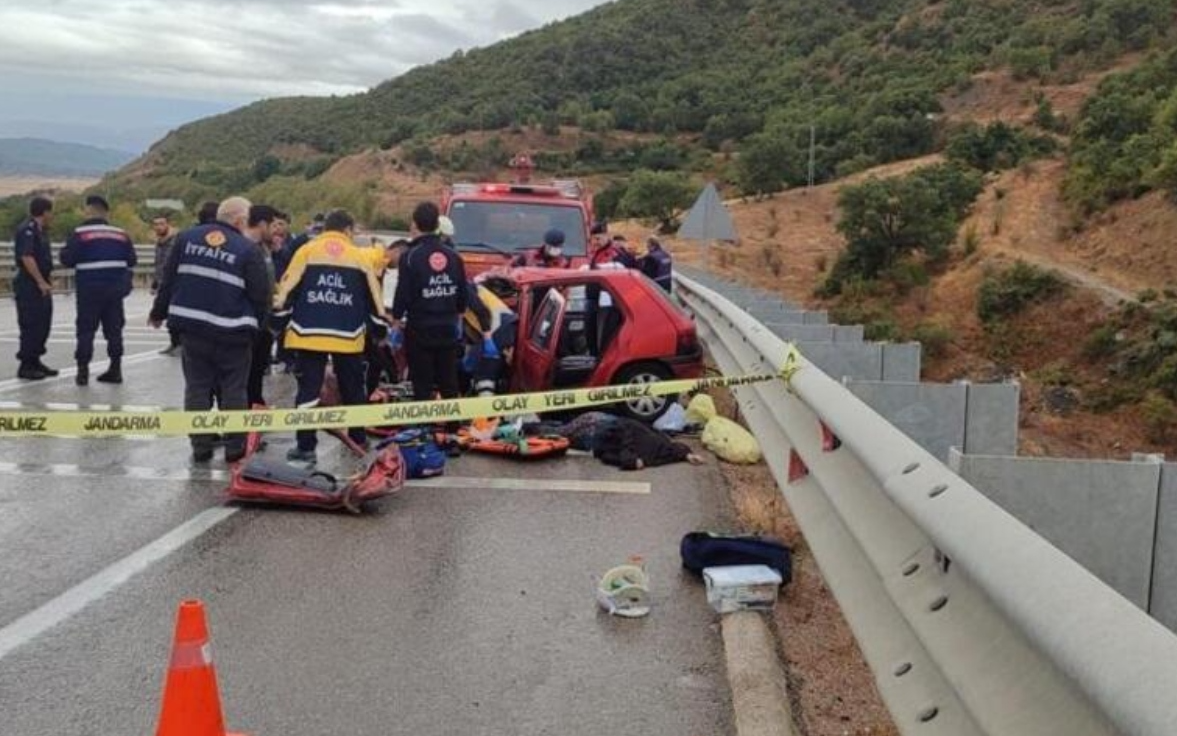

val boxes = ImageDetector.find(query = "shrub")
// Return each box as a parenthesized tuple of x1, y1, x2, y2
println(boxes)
(1083, 324, 1119, 359)
(1142, 392, 1177, 443)
(977, 262, 1067, 324)
(909, 321, 954, 358)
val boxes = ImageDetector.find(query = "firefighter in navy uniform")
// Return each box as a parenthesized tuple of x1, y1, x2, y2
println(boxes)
(60, 195, 137, 385)
(639, 236, 674, 292)
(392, 202, 469, 405)
(510, 228, 570, 268)
(12, 196, 57, 380)
(149, 197, 270, 463)
(274, 209, 388, 465)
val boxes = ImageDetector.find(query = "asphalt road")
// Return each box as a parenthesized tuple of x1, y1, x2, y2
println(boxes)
(0, 290, 735, 735)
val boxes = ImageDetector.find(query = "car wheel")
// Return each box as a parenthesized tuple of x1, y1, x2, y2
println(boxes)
(613, 362, 673, 423)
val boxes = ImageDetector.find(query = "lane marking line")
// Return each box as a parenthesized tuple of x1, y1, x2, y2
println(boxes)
(0, 349, 164, 394)
(0, 506, 239, 661)
(0, 462, 651, 494)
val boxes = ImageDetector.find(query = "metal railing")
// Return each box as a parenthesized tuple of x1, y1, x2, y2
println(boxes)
(677, 271, 1177, 736)
(0, 242, 157, 294)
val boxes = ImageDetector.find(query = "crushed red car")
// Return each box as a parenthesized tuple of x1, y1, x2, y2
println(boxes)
(476, 267, 703, 422)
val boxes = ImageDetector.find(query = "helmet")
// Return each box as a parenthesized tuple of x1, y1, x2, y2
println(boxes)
(543, 228, 565, 247)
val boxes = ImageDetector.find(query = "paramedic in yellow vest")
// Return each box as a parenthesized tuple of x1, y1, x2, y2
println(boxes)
(274, 210, 388, 464)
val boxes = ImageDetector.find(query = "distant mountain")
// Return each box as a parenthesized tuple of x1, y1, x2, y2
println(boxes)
(0, 138, 136, 177)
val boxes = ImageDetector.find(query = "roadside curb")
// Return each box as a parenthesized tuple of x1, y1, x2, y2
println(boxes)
(721, 611, 800, 736)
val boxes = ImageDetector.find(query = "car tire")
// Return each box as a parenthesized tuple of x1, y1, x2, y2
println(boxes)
(612, 362, 673, 423)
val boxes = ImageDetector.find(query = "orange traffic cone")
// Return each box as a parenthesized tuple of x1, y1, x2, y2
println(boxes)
(154, 600, 247, 736)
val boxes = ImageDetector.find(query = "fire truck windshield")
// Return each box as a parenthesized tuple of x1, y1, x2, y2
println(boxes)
(447, 200, 588, 256)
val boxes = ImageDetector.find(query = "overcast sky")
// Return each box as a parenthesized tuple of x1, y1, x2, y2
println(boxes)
(0, 0, 609, 150)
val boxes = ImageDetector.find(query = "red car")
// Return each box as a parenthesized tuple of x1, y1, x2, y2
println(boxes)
(483, 267, 703, 422)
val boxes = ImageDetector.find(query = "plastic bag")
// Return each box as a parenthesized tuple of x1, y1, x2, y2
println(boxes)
(653, 402, 687, 433)
(702, 417, 762, 464)
(685, 394, 717, 425)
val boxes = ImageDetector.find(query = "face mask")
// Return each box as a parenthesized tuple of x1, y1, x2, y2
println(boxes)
(545, 247, 563, 259)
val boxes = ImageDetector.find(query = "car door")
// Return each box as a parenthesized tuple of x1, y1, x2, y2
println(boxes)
(513, 286, 566, 392)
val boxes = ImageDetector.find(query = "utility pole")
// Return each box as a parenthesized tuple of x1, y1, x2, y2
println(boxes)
(807, 125, 816, 189)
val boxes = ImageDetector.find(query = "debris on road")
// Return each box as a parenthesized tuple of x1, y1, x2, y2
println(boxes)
(596, 558, 651, 618)
(704, 565, 784, 614)
(702, 416, 763, 464)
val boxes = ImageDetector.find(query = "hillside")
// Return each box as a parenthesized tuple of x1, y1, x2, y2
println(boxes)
(0, 138, 134, 177)
(102, 0, 1175, 207)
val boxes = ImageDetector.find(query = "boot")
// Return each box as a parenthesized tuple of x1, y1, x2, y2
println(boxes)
(75, 363, 89, 386)
(96, 359, 122, 384)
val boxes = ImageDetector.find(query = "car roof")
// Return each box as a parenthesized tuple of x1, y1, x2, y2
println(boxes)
(504, 267, 644, 286)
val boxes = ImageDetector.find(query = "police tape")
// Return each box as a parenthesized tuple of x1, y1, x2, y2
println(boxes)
(0, 347, 802, 439)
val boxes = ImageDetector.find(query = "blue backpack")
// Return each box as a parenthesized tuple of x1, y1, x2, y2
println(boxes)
(381, 429, 446, 479)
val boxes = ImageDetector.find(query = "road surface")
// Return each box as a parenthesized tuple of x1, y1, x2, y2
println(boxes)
(0, 291, 735, 735)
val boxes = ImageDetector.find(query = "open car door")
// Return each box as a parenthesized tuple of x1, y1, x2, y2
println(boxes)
(513, 286, 566, 392)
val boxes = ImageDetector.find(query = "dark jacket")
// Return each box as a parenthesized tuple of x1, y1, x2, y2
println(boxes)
(392, 234, 469, 342)
(13, 217, 51, 294)
(150, 222, 270, 344)
(153, 230, 177, 290)
(593, 418, 692, 471)
(640, 247, 673, 292)
(60, 218, 136, 293)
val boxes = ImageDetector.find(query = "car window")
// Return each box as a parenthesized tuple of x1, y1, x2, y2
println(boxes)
(528, 288, 566, 350)
(449, 201, 588, 255)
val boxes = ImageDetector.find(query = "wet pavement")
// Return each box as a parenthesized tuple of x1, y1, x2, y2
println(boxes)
(0, 291, 735, 735)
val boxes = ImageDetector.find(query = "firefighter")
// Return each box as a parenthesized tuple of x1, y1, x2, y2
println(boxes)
(391, 202, 469, 407)
(639, 236, 674, 292)
(510, 228, 570, 268)
(274, 209, 388, 464)
(589, 222, 638, 270)
(60, 195, 137, 386)
(12, 196, 56, 380)
(149, 197, 271, 463)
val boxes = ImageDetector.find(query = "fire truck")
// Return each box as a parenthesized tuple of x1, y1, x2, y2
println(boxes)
(440, 153, 594, 275)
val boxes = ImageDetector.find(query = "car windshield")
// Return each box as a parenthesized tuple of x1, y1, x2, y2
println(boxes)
(448, 201, 588, 256)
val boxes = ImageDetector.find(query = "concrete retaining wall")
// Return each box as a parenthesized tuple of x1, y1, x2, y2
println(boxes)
(797, 342, 921, 382)
(948, 451, 1160, 611)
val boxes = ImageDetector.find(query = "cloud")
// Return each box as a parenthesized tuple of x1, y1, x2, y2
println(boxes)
(0, 0, 608, 101)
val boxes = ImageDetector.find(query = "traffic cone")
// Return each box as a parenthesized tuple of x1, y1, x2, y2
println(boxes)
(154, 600, 247, 736)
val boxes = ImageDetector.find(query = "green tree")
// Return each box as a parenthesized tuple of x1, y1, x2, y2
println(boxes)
(735, 134, 801, 198)
(618, 170, 695, 232)
(252, 154, 281, 183)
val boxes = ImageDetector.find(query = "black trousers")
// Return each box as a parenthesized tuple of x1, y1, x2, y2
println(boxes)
(181, 332, 251, 454)
(294, 350, 366, 451)
(406, 331, 460, 402)
(247, 330, 273, 407)
(15, 287, 52, 366)
(74, 284, 125, 364)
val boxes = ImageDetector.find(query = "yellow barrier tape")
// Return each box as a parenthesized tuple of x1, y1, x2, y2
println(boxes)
(0, 362, 799, 439)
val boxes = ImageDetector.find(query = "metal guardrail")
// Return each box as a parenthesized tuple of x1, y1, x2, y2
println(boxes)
(0, 243, 156, 295)
(676, 272, 1177, 736)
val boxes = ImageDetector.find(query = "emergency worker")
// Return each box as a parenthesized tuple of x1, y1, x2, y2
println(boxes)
(589, 223, 637, 270)
(391, 202, 468, 405)
(13, 196, 56, 380)
(60, 195, 137, 386)
(149, 197, 270, 463)
(510, 228, 570, 268)
(274, 210, 387, 464)
(151, 214, 182, 355)
(244, 205, 277, 407)
(639, 236, 673, 292)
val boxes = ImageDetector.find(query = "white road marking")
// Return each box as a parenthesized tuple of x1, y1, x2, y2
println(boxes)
(0, 506, 239, 661)
(0, 462, 651, 494)
(0, 349, 164, 394)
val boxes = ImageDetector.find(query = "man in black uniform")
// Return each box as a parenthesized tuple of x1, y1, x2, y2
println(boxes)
(13, 196, 57, 380)
(60, 195, 137, 386)
(150, 197, 270, 463)
(391, 202, 469, 404)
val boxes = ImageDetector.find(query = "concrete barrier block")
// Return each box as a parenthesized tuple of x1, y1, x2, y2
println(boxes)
(964, 382, 1020, 456)
(801, 311, 829, 325)
(833, 325, 865, 343)
(750, 309, 809, 324)
(1149, 463, 1177, 631)
(881, 343, 921, 382)
(795, 342, 883, 381)
(949, 452, 1159, 609)
(846, 381, 966, 461)
(764, 323, 835, 342)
